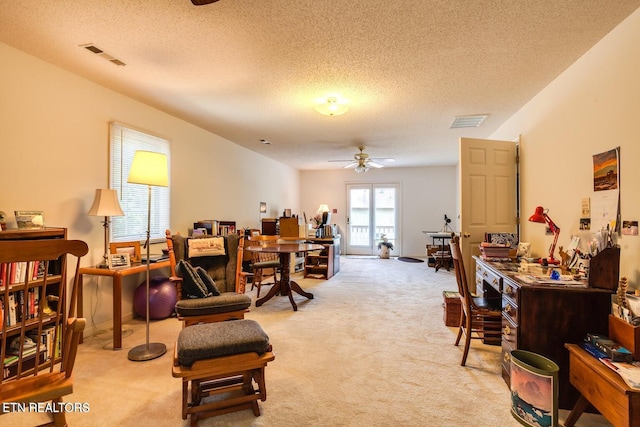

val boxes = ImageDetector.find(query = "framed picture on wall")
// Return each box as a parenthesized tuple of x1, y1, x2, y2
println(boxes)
(110, 241, 141, 264)
(15, 210, 45, 229)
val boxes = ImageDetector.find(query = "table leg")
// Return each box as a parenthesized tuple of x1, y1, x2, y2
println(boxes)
(78, 274, 84, 344)
(564, 394, 588, 427)
(113, 272, 123, 350)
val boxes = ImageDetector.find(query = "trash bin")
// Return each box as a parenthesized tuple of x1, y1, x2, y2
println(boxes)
(510, 350, 559, 427)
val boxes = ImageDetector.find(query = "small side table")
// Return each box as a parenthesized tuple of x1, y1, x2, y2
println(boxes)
(423, 232, 454, 272)
(78, 260, 171, 350)
(564, 343, 640, 427)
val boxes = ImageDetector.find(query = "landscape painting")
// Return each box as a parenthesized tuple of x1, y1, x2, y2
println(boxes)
(593, 147, 619, 191)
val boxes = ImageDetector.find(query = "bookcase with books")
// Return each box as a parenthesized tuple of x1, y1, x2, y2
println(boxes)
(0, 227, 67, 380)
(193, 220, 237, 237)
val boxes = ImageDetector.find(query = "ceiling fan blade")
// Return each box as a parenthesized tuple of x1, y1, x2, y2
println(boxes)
(328, 159, 354, 163)
(370, 158, 395, 162)
(368, 161, 384, 168)
(191, 0, 219, 5)
(343, 162, 358, 169)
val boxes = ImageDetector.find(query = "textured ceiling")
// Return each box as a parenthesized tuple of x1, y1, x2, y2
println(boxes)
(1, 1, 638, 170)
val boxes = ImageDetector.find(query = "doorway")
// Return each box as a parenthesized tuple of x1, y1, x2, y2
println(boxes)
(346, 183, 400, 255)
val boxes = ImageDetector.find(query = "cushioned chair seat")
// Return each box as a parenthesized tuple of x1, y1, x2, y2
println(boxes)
(252, 260, 280, 268)
(177, 319, 270, 367)
(174, 292, 251, 317)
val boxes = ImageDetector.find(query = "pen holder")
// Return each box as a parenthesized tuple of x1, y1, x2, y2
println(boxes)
(588, 246, 620, 291)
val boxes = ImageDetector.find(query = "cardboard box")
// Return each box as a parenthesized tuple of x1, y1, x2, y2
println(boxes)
(609, 314, 640, 360)
(443, 291, 461, 327)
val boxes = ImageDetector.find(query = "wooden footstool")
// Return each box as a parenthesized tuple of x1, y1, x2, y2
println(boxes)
(172, 320, 275, 426)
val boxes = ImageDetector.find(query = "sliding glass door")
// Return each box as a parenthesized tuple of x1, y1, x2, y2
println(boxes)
(346, 183, 399, 255)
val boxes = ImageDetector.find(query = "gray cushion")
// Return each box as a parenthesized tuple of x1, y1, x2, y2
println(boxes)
(253, 260, 280, 268)
(177, 319, 270, 367)
(174, 292, 251, 317)
(176, 260, 212, 298)
(195, 266, 221, 296)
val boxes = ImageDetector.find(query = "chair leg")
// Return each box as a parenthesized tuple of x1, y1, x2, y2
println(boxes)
(454, 310, 465, 346)
(460, 312, 473, 366)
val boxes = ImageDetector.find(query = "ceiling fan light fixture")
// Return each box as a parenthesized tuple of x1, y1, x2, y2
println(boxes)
(355, 164, 369, 173)
(315, 96, 349, 116)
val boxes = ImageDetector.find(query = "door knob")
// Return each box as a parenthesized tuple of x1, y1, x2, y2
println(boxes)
(463, 232, 471, 238)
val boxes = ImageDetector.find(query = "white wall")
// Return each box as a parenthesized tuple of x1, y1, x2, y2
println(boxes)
(490, 8, 640, 288)
(0, 43, 300, 335)
(300, 166, 457, 257)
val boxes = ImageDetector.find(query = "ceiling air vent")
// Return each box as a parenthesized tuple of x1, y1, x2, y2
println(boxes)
(80, 44, 126, 66)
(450, 114, 489, 129)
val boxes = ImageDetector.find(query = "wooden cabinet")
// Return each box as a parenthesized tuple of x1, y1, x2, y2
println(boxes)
(0, 227, 67, 380)
(304, 237, 340, 279)
(474, 257, 612, 410)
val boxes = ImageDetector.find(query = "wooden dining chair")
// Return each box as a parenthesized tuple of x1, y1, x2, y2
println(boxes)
(0, 238, 88, 426)
(246, 235, 281, 298)
(449, 234, 502, 366)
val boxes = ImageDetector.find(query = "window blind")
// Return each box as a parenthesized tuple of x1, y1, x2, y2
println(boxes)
(109, 122, 170, 243)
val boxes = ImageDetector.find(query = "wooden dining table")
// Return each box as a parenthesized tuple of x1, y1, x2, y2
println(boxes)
(246, 243, 323, 311)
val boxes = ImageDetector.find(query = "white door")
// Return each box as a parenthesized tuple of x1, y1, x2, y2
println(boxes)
(459, 137, 518, 290)
(346, 184, 400, 255)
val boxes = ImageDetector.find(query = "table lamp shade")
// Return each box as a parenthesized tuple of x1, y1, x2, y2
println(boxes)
(317, 204, 330, 213)
(127, 151, 168, 187)
(87, 189, 124, 217)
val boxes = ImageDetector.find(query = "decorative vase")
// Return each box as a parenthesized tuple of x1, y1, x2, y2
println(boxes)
(379, 245, 390, 259)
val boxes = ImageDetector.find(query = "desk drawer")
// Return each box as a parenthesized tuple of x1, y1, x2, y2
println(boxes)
(502, 314, 518, 348)
(502, 295, 518, 326)
(476, 263, 501, 291)
(502, 338, 515, 385)
(502, 278, 519, 301)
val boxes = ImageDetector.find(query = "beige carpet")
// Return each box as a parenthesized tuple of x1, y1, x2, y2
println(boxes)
(5, 257, 611, 426)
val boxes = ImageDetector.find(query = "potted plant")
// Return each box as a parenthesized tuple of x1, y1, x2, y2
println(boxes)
(377, 234, 393, 259)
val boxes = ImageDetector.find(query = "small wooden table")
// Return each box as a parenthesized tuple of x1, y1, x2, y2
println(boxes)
(78, 260, 171, 350)
(247, 243, 323, 311)
(423, 232, 453, 271)
(565, 343, 640, 427)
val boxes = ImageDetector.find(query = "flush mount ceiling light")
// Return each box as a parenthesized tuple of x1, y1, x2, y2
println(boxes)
(315, 96, 349, 116)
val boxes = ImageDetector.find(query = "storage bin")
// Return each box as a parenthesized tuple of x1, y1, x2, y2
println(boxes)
(443, 291, 461, 327)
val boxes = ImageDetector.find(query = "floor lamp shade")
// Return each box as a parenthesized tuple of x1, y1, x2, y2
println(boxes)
(127, 151, 169, 187)
(127, 150, 168, 361)
(88, 189, 124, 269)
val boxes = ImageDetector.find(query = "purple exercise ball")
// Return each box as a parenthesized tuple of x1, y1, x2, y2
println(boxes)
(134, 276, 177, 320)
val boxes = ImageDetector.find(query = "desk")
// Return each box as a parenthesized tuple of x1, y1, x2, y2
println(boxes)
(565, 343, 640, 427)
(247, 243, 323, 311)
(474, 257, 612, 409)
(78, 260, 171, 350)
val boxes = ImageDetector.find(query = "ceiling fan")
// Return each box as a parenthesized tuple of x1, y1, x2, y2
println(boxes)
(191, 0, 219, 5)
(329, 147, 393, 172)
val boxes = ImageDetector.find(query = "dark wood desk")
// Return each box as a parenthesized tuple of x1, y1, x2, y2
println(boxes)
(474, 257, 612, 409)
(78, 260, 171, 350)
(565, 343, 640, 427)
(247, 243, 323, 311)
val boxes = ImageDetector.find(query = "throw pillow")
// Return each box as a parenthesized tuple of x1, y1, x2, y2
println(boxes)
(195, 266, 221, 296)
(176, 260, 212, 298)
(187, 237, 226, 258)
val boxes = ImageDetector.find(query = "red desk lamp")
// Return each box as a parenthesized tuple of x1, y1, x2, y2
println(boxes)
(528, 206, 561, 265)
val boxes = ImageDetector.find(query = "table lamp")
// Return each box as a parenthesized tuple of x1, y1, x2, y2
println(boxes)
(126, 150, 168, 362)
(317, 204, 331, 226)
(528, 206, 561, 265)
(87, 189, 124, 268)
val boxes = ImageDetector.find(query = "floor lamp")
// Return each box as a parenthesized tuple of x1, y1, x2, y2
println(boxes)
(127, 150, 168, 361)
(87, 189, 124, 268)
